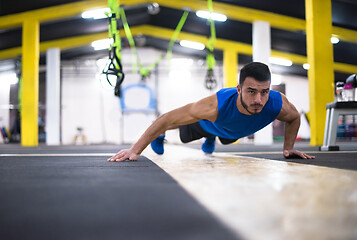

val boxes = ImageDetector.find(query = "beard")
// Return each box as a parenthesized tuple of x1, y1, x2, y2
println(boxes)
(240, 93, 263, 115)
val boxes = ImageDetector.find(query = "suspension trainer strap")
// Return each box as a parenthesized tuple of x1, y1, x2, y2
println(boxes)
(205, 0, 217, 90)
(206, 0, 216, 54)
(167, 10, 189, 62)
(103, 0, 125, 97)
(139, 54, 164, 81)
(120, 8, 165, 81)
(120, 8, 138, 73)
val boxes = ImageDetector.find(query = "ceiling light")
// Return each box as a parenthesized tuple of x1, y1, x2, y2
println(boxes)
(303, 63, 310, 70)
(269, 57, 293, 67)
(196, 10, 227, 22)
(331, 36, 340, 44)
(82, 8, 110, 19)
(91, 39, 113, 51)
(179, 40, 205, 50)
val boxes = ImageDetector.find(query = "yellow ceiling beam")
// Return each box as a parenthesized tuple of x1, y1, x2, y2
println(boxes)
(138, 25, 356, 74)
(40, 32, 110, 52)
(334, 62, 357, 74)
(332, 27, 357, 44)
(0, 0, 145, 29)
(0, 25, 355, 74)
(156, 0, 357, 44)
(0, 0, 356, 44)
(133, 25, 254, 54)
(0, 31, 126, 60)
(0, 47, 22, 60)
(156, 0, 306, 32)
(0, 0, 104, 29)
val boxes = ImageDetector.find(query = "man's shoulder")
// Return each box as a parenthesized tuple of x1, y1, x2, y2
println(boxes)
(269, 89, 282, 95)
(217, 87, 238, 97)
(269, 90, 283, 101)
(266, 90, 283, 114)
(220, 87, 237, 92)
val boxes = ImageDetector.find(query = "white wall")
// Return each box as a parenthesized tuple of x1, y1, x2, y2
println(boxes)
(283, 74, 310, 113)
(276, 73, 310, 139)
(61, 61, 121, 144)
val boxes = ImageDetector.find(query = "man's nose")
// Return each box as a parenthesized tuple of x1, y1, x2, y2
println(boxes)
(254, 93, 263, 104)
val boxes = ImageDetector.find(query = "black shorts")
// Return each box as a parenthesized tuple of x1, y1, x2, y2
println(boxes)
(179, 122, 238, 145)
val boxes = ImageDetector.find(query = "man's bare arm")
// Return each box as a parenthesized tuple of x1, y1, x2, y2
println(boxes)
(108, 94, 218, 161)
(276, 93, 315, 159)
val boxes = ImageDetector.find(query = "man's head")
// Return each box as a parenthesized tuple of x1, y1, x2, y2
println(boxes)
(239, 62, 271, 86)
(237, 62, 271, 115)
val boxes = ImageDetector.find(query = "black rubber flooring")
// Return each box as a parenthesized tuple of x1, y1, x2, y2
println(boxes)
(0, 145, 240, 240)
(237, 152, 357, 171)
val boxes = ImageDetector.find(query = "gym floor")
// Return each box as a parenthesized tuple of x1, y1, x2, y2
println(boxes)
(1, 142, 356, 240)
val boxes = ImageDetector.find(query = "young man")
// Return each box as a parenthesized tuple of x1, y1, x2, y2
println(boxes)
(108, 62, 315, 162)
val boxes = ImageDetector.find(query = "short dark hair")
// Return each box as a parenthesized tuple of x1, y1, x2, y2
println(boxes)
(239, 62, 271, 86)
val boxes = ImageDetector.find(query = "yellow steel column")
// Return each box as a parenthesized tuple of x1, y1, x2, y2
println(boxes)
(21, 19, 39, 146)
(305, 0, 334, 146)
(223, 49, 238, 88)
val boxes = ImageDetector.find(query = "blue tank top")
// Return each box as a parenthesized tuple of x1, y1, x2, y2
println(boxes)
(199, 88, 283, 139)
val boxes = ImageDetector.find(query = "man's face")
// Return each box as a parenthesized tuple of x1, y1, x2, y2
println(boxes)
(237, 77, 271, 115)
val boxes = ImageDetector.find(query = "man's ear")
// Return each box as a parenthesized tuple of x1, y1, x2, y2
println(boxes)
(237, 85, 241, 94)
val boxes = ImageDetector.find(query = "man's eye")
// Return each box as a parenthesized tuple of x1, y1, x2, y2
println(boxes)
(248, 91, 255, 94)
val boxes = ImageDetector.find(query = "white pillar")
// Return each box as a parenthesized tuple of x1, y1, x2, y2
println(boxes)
(45, 48, 61, 145)
(252, 21, 273, 145)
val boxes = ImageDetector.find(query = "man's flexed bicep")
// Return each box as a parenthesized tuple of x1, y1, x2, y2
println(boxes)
(276, 93, 300, 123)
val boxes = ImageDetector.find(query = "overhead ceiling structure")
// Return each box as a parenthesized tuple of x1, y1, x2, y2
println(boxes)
(0, 0, 356, 81)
